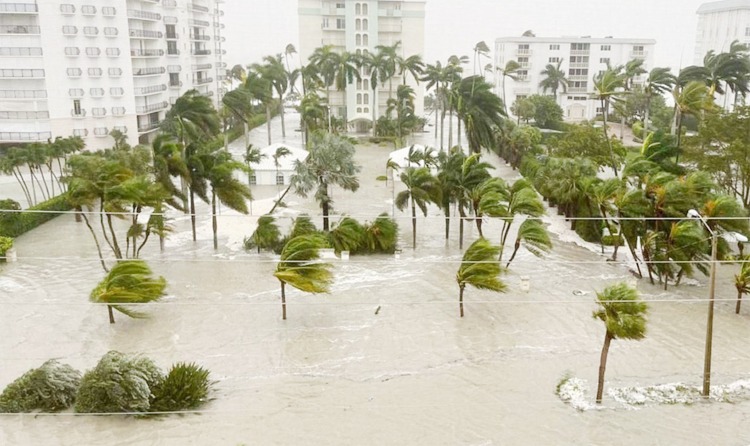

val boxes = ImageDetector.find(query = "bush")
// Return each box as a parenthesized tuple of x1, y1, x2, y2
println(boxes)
(362, 214, 399, 254)
(0, 360, 81, 413)
(75, 351, 163, 414)
(150, 362, 212, 412)
(0, 236, 12, 259)
(0, 194, 71, 238)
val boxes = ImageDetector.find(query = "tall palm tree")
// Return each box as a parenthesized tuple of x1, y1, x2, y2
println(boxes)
(454, 75, 506, 154)
(454, 153, 494, 249)
(672, 80, 710, 159)
(291, 131, 361, 231)
(422, 61, 445, 141)
(272, 146, 292, 194)
(247, 215, 281, 253)
(395, 166, 441, 249)
(472, 41, 491, 77)
(503, 219, 552, 268)
(247, 65, 277, 145)
(593, 282, 648, 403)
(592, 67, 625, 176)
(331, 50, 362, 124)
(263, 54, 289, 138)
(497, 60, 521, 115)
(364, 49, 388, 135)
(538, 59, 568, 104)
(90, 260, 166, 324)
(273, 234, 333, 320)
(397, 53, 425, 86)
(375, 40, 402, 100)
(641, 67, 676, 136)
(308, 45, 339, 131)
(456, 238, 506, 317)
(284, 43, 297, 74)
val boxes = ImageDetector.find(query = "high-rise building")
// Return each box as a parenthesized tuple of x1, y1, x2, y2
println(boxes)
(298, 0, 425, 133)
(695, 0, 750, 108)
(0, 0, 226, 150)
(494, 36, 655, 121)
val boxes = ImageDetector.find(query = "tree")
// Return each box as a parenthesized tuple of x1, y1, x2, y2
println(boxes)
(548, 123, 625, 170)
(395, 166, 441, 249)
(364, 49, 388, 135)
(592, 68, 625, 176)
(510, 97, 535, 124)
(641, 67, 676, 136)
(527, 94, 563, 128)
(503, 219, 552, 268)
(454, 75, 506, 154)
(263, 54, 289, 138)
(331, 50, 362, 122)
(735, 256, 750, 314)
(455, 238, 506, 317)
(247, 65, 277, 145)
(246, 215, 282, 253)
(538, 59, 568, 104)
(497, 60, 521, 115)
(593, 282, 648, 404)
(362, 213, 399, 253)
(90, 260, 167, 324)
(397, 53, 425, 86)
(273, 234, 333, 320)
(472, 41, 490, 76)
(291, 131, 361, 231)
(672, 80, 710, 159)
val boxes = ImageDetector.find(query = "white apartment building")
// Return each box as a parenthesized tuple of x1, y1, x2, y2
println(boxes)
(695, 0, 750, 108)
(494, 36, 656, 121)
(0, 0, 226, 151)
(298, 0, 425, 133)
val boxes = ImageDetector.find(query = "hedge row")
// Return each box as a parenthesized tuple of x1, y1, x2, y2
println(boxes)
(0, 194, 71, 238)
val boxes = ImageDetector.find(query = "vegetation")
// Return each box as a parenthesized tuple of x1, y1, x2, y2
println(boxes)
(0, 236, 11, 259)
(0, 194, 71, 238)
(273, 234, 333, 320)
(0, 360, 81, 413)
(90, 260, 167, 324)
(150, 362, 213, 413)
(455, 238, 507, 317)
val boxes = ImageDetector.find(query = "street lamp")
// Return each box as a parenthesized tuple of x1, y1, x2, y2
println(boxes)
(688, 209, 717, 397)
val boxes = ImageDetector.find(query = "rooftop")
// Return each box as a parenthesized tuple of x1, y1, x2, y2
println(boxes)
(697, 0, 750, 14)
(495, 36, 656, 45)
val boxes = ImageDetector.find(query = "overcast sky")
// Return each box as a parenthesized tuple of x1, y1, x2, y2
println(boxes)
(223, 0, 709, 72)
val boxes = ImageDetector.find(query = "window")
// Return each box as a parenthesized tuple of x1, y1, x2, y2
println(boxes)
(249, 175, 257, 185)
(356, 19, 361, 30)
(85, 47, 101, 57)
(69, 89, 84, 98)
(108, 67, 122, 77)
(60, 4, 75, 14)
(106, 48, 120, 57)
(81, 5, 96, 15)
(92, 107, 106, 116)
(90, 88, 105, 97)
(64, 47, 80, 56)
(276, 174, 284, 185)
(600, 45, 611, 51)
(549, 57, 560, 63)
(363, 3, 368, 14)
(549, 44, 560, 50)
(518, 44, 530, 55)
(337, 18, 345, 29)
(571, 43, 590, 51)
(336, 2, 345, 8)
(357, 93, 362, 105)
(518, 56, 529, 65)
(356, 34, 362, 45)
(73, 99, 82, 116)
(72, 129, 87, 137)
(632, 45, 645, 55)
(356, 79, 362, 90)
(103, 27, 118, 37)
(101, 6, 116, 16)
(169, 73, 180, 86)
(67, 68, 82, 77)
(88, 67, 102, 77)
(62, 26, 78, 35)
(110, 87, 124, 97)
(322, 18, 329, 29)
(83, 26, 98, 36)
(167, 41, 179, 55)
(356, 3, 361, 14)
(357, 107, 362, 113)
(568, 68, 588, 76)
(362, 19, 368, 30)
(112, 106, 125, 116)
(570, 56, 589, 65)
(94, 127, 109, 137)
(166, 24, 177, 39)
(600, 57, 610, 64)
(364, 93, 369, 103)
(363, 34, 368, 46)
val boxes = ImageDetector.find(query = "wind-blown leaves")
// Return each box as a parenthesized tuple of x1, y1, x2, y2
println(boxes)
(90, 260, 167, 321)
(274, 234, 333, 295)
(456, 238, 507, 317)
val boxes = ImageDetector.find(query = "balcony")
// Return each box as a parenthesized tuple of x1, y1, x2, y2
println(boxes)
(133, 66, 166, 76)
(189, 19, 209, 27)
(71, 109, 87, 118)
(130, 29, 163, 39)
(569, 62, 589, 69)
(128, 9, 162, 21)
(169, 80, 182, 88)
(191, 3, 210, 13)
(630, 51, 647, 59)
(0, 131, 51, 142)
(0, 89, 46, 99)
(516, 49, 532, 56)
(0, 3, 38, 13)
(0, 68, 44, 78)
(0, 111, 49, 120)
(166, 32, 178, 39)
(568, 75, 589, 82)
(167, 48, 180, 56)
(0, 47, 42, 56)
(191, 49, 211, 56)
(138, 121, 161, 133)
(194, 77, 213, 85)
(131, 49, 164, 57)
(0, 25, 40, 34)
(134, 84, 167, 95)
(136, 101, 168, 114)
(163, 0, 177, 7)
(192, 63, 211, 70)
(570, 49, 590, 56)
(190, 34, 210, 41)
(93, 127, 109, 137)
(568, 86, 588, 93)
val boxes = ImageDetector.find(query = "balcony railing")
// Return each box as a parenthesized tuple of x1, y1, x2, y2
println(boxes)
(136, 101, 168, 114)
(0, 25, 40, 34)
(0, 131, 51, 141)
(630, 51, 647, 59)
(194, 77, 213, 85)
(189, 19, 209, 27)
(138, 121, 161, 132)
(131, 49, 164, 57)
(71, 109, 87, 118)
(127, 9, 161, 20)
(0, 68, 44, 78)
(0, 3, 38, 13)
(569, 62, 589, 69)
(0, 89, 46, 99)
(191, 3, 210, 12)
(0, 47, 42, 56)
(0, 111, 49, 120)
(568, 86, 588, 93)
(169, 80, 182, 88)
(192, 63, 211, 70)
(134, 84, 167, 95)
(130, 29, 163, 39)
(167, 48, 180, 55)
(190, 34, 210, 41)
(166, 32, 178, 39)
(133, 67, 166, 76)
(191, 49, 211, 56)
(163, 0, 177, 7)
(570, 49, 590, 56)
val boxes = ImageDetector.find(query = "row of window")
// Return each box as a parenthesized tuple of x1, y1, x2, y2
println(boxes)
(67, 67, 122, 77)
(544, 43, 644, 52)
(0, 47, 42, 56)
(64, 47, 121, 57)
(548, 56, 612, 65)
(355, 33, 369, 46)
(69, 88, 125, 98)
(60, 5, 116, 16)
(0, 111, 49, 120)
(62, 26, 119, 36)
(71, 101, 127, 118)
(354, 3, 369, 15)
(72, 127, 124, 137)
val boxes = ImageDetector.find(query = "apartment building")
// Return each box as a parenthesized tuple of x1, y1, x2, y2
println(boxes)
(0, 0, 226, 150)
(494, 36, 656, 121)
(298, 0, 425, 133)
(695, 0, 750, 108)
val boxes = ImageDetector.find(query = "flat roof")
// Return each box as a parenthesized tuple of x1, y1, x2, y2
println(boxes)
(697, 0, 750, 14)
(495, 36, 656, 45)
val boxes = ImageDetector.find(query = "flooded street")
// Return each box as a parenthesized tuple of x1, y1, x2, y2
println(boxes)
(2, 113, 750, 445)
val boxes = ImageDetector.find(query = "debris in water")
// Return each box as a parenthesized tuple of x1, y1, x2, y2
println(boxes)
(375, 306, 381, 315)
(572, 290, 588, 296)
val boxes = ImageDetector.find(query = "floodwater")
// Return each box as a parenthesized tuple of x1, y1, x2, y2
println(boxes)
(1, 112, 750, 445)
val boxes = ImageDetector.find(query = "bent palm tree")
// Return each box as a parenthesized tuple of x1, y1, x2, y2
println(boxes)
(273, 234, 333, 320)
(247, 215, 281, 253)
(456, 238, 507, 317)
(504, 219, 552, 268)
(90, 260, 167, 324)
(395, 167, 441, 249)
(593, 282, 648, 403)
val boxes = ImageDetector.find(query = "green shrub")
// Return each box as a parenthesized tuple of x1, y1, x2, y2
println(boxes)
(75, 351, 163, 414)
(150, 362, 212, 412)
(0, 236, 12, 258)
(0, 360, 81, 413)
(602, 234, 625, 246)
(0, 194, 71, 238)
(363, 214, 399, 254)
(328, 217, 366, 253)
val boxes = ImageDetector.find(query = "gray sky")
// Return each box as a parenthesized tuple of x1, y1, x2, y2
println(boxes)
(223, 0, 708, 71)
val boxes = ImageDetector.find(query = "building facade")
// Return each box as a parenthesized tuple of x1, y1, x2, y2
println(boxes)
(0, 0, 226, 150)
(695, 0, 750, 108)
(494, 36, 656, 121)
(298, 0, 425, 133)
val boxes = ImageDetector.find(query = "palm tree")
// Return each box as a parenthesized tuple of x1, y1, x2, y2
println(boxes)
(284, 43, 297, 74)
(395, 167, 441, 249)
(503, 219, 552, 268)
(90, 260, 166, 324)
(641, 67, 676, 136)
(672, 80, 710, 159)
(328, 217, 365, 253)
(538, 59, 568, 104)
(472, 41, 491, 76)
(272, 146, 292, 194)
(397, 53, 425, 86)
(247, 65, 277, 145)
(735, 256, 750, 314)
(375, 41, 402, 100)
(592, 67, 625, 176)
(456, 238, 506, 317)
(291, 131, 361, 231)
(362, 213, 399, 253)
(454, 75, 506, 154)
(422, 61, 445, 141)
(308, 45, 338, 131)
(331, 50, 362, 123)
(593, 282, 648, 404)
(247, 215, 281, 253)
(498, 60, 521, 115)
(263, 54, 289, 138)
(299, 93, 326, 147)
(364, 49, 388, 135)
(454, 153, 494, 249)
(273, 234, 333, 320)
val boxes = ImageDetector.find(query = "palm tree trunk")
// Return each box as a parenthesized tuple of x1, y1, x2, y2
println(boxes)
(80, 211, 108, 273)
(596, 331, 613, 404)
(212, 189, 218, 250)
(279, 93, 286, 137)
(737, 289, 744, 314)
(448, 106, 454, 149)
(440, 109, 446, 150)
(505, 238, 522, 268)
(322, 198, 330, 232)
(444, 206, 450, 240)
(459, 209, 466, 250)
(459, 284, 465, 317)
(266, 105, 272, 145)
(602, 99, 618, 177)
(190, 187, 197, 242)
(36, 167, 51, 200)
(108, 305, 115, 324)
(411, 197, 417, 249)
(280, 280, 287, 320)
(434, 84, 440, 140)
(372, 87, 378, 136)
(106, 214, 123, 259)
(11, 169, 32, 206)
(457, 119, 462, 149)
(244, 122, 250, 150)
(643, 96, 651, 138)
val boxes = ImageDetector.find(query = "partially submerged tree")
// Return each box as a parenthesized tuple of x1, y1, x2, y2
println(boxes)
(593, 282, 648, 404)
(90, 260, 167, 324)
(273, 234, 333, 320)
(455, 238, 507, 317)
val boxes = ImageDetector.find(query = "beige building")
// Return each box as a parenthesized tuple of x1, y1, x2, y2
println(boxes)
(0, 0, 226, 150)
(298, 0, 425, 133)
